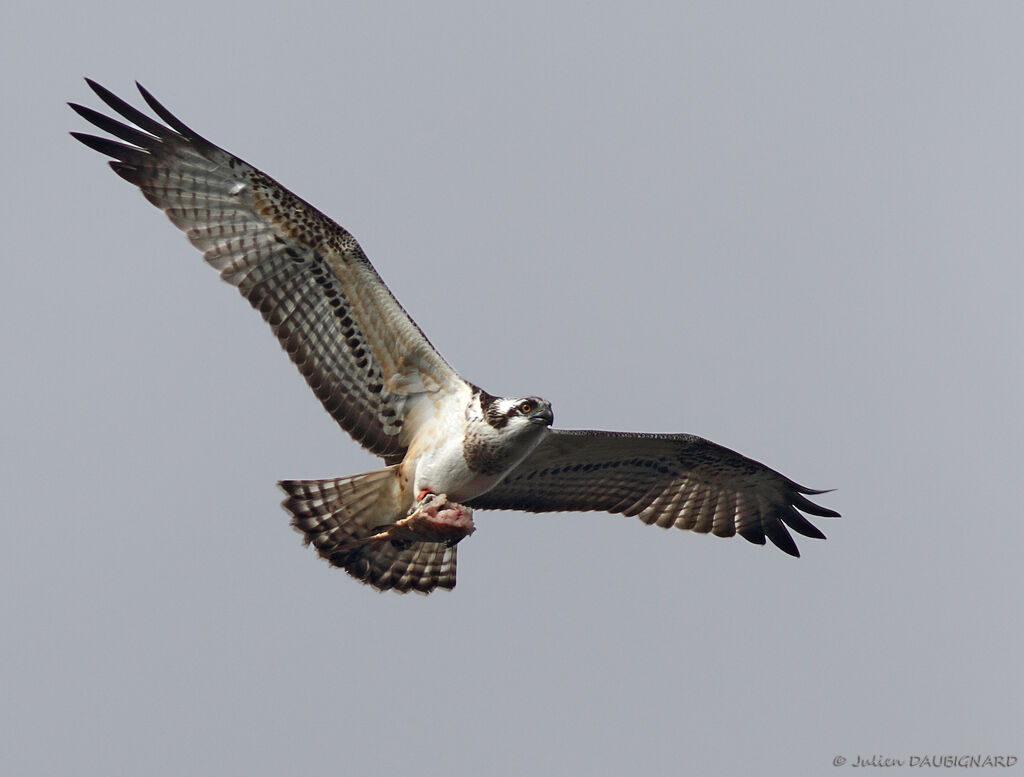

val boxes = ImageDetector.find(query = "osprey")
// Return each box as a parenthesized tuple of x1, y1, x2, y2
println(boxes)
(70, 80, 839, 593)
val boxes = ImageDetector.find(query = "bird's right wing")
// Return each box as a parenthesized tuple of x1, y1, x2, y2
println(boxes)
(467, 429, 840, 556)
(70, 80, 464, 461)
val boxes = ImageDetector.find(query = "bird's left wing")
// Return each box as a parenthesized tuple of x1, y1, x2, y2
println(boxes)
(466, 429, 839, 556)
(70, 80, 463, 461)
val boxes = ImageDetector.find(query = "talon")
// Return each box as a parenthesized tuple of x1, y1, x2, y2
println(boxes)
(409, 489, 443, 516)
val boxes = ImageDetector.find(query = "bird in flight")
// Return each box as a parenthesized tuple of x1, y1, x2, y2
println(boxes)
(70, 80, 839, 594)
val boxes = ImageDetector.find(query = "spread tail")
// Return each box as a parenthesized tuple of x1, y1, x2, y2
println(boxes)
(279, 468, 458, 593)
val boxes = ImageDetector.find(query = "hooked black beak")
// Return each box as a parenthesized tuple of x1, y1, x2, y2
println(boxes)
(530, 405, 554, 426)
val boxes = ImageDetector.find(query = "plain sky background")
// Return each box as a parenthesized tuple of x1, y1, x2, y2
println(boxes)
(3, 2, 1022, 775)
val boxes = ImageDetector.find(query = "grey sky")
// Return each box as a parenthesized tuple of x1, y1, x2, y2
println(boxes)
(3, 2, 1022, 775)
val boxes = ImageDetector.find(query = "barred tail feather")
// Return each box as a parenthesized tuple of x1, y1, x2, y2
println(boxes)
(279, 469, 458, 594)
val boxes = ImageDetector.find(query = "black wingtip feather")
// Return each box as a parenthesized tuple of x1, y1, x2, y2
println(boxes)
(737, 526, 767, 546)
(135, 81, 199, 139)
(108, 161, 143, 185)
(70, 132, 141, 161)
(796, 486, 833, 495)
(763, 518, 800, 556)
(83, 78, 176, 140)
(791, 491, 841, 519)
(69, 102, 158, 147)
(780, 506, 828, 540)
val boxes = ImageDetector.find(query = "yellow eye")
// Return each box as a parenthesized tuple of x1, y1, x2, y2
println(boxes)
(519, 401, 533, 414)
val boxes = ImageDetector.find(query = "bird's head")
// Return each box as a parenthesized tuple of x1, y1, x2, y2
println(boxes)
(482, 394, 554, 432)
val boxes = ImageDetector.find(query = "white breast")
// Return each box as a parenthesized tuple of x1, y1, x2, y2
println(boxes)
(403, 384, 495, 502)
